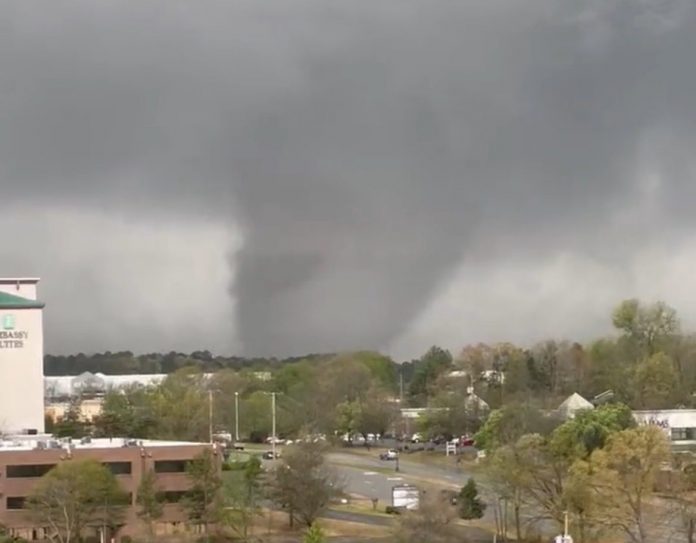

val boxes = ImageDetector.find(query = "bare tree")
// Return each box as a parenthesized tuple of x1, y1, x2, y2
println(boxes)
(581, 426, 670, 543)
(183, 448, 223, 539)
(393, 493, 459, 543)
(268, 441, 342, 527)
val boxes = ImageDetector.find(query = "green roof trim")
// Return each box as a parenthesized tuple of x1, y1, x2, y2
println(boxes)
(0, 291, 45, 309)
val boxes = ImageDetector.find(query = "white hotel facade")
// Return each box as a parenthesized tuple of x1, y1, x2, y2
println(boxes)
(0, 278, 45, 435)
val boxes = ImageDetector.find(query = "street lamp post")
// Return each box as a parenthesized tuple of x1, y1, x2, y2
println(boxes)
(271, 392, 277, 459)
(395, 454, 400, 472)
(234, 391, 240, 442)
(208, 390, 213, 444)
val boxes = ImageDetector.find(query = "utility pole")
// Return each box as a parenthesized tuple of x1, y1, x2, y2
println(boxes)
(271, 392, 277, 459)
(208, 390, 214, 444)
(234, 391, 240, 442)
(553, 511, 572, 543)
(400, 368, 404, 403)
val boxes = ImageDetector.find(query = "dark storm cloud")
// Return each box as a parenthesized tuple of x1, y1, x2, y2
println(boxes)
(3, 0, 696, 355)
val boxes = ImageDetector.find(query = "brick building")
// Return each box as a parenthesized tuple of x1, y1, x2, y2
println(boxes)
(0, 436, 218, 540)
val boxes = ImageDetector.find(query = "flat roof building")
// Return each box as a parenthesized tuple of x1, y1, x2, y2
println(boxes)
(0, 437, 218, 541)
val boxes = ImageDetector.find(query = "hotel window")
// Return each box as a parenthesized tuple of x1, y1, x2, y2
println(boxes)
(6, 497, 26, 510)
(104, 462, 132, 475)
(157, 491, 188, 503)
(6, 464, 55, 478)
(672, 428, 688, 441)
(154, 460, 189, 473)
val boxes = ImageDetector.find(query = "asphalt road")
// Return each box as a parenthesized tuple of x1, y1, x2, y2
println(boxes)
(327, 451, 474, 498)
(327, 451, 696, 543)
(327, 450, 560, 538)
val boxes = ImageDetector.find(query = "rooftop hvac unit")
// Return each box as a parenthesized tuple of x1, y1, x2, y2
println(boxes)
(592, 390, 615, 405)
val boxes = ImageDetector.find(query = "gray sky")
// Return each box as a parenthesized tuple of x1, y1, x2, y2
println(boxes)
(3, 0, 696, 359)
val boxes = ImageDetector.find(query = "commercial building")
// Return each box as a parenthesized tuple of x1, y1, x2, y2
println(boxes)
(556, 393, 595, 420)
(45, 373, 168, 400)
(0, 278, 45, 435)
(0, 276, 219, 540)
(633, 409, 696, 448)
(0, 437, 218, 540)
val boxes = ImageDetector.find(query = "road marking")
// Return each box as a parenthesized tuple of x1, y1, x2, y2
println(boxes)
(363, 471, 377, 475)
(387, 477, 403, 481)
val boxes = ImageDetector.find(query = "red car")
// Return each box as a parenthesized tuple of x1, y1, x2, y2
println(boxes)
(459, 436, 475, 447)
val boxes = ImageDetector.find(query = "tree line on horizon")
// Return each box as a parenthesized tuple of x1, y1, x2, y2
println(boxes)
(46, 298, 696, 416)
(46, 299, 696, 446)
(43, 351, 333, 376)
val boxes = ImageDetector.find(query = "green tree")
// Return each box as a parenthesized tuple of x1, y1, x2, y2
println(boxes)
(550, 403, 635, 459)
(613, 299, 679, 356)
(474, 404, 559, 452)
(579, 425, 670, 543)
(136, 469, 163, 542)
(418, 387, 486, 439)
(94, 385, 158, 439)
(318, 356, 373, 405)
(351, 351, 398, 392)
(152, 369, 209, 442)
(273, 362, 317, 395)
(183, 449, 222, 539)
(335, 400, 361, 441)
(633, 352, 679, 409)
(27, 460, 127, 543)
(585, 338, 633, 404)
(303, 522, 326, 543)
(458, 478, 486, 520)
(52, 399, 87, 438)
(408, 346, 453, 402)
(209, 369, 253, 435)
(528, 340, 561, 394)
(243, 391, 273, 442)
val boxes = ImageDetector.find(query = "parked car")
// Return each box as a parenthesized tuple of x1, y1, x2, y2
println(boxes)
(460, 436, 475, 447)
(379, 449, 399, 461)
(440, 489, 458, 506)
(262, 450, 281, 460)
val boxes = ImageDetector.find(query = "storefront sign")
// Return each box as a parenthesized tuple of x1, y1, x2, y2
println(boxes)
(0, 314, 28, 348)
(645, 417, 669, 429)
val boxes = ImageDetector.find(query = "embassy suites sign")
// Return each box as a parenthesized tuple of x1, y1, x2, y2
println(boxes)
(1, 314, 28, 349)
(0, 330, 28, 349)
